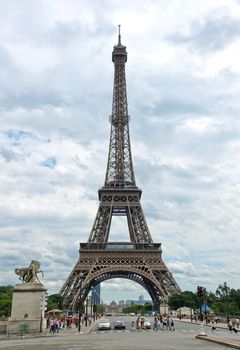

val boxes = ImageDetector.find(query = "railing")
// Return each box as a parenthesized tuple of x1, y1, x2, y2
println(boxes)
(80, 242, 161, 251)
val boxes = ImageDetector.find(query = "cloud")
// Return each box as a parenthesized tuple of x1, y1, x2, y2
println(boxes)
(167, 16, 240, 53)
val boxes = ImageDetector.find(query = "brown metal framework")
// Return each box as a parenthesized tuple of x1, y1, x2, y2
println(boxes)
(60, 28, 181, 310)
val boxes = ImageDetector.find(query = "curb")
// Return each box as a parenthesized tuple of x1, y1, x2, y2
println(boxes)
(175, 319, 228, 331)
(196, 335, 240, 349)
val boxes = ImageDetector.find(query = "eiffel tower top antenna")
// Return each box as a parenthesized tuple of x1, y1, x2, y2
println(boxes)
(118, 24, 121, 45)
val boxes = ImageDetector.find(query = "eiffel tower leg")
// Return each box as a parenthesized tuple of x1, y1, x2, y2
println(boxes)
(127, 202, 153, 243)
(88, 204, 112, 243)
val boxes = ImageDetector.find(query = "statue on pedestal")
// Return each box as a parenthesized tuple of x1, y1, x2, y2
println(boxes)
(15, 260, 44, 284)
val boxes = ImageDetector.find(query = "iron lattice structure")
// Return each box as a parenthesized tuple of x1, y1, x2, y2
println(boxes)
(60, 29, 181, 310)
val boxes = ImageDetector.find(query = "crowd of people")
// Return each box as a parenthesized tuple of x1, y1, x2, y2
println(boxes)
(46, 312, 240, 334)
(46, 314, 94, 333)
(132, 314, 175, 331)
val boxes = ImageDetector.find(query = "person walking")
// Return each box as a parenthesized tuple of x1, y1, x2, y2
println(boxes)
(169, 317, 175, 331)
(140, 316, 145, 330)
(211, 319, 216, 332)
(236, 318, 239, 328)
(153, 317, 157, 331)
(228, 319, 238, 333)
(162, 316, 167, 330)
(136, 316, 140, 330)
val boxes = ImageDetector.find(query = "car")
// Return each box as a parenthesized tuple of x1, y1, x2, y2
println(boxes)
(144, 320, 151, 329)
(98, 319, 111, 330)
(114, 320, 126, 329)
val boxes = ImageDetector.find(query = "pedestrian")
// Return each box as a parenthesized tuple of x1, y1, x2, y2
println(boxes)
(166, 317, 170, 330)
(131, 320, 135, 330)
(49, 319, 54, 333)
(66, 318, 70, 329)
(136, 316, 140, 330)
(211, 319, 216, 332)
(169, 317, 175, 331)
(153, 317, 157, 331)
(236, 318, 239, 328)
(156, 318, 161, 331)
(140, 317, 144, 330)
(228, 319, 238, 333)
(162, 316, 167, 330)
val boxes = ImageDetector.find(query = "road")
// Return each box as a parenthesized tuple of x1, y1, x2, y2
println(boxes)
(0, 316, 237, 350)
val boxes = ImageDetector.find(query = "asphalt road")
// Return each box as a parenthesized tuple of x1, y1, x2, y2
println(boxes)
(0, 316, 236, 350)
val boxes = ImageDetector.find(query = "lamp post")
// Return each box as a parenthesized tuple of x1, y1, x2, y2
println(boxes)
(223, 282, 230, 323)
(90, 291, 93, 320)
(197, 286, 206, 336)
(85, 297, 89, 327)
(78, 272, 84, 333)
(205, 299, 208, 325)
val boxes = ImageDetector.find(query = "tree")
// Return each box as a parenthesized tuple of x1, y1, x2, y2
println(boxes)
(216, 282, 230, 301)
(0, 285, 14, 317)
(230, 289, 240, 309)
(169, 291, 198, 310)
(47, 294, 64, 311)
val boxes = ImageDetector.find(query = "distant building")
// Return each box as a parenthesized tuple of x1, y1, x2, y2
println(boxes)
(92, 284, 101, 304)
(119, 300, 125, 305)
(125, 297, 152, 305)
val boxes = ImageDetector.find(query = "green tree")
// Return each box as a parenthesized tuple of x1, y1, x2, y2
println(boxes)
(230, 289, 240, 309)
(169, 291, 198, 310)
(216, 282, 230, 301)
(0, 285, 14, 317)
(47, 294, 64, 311)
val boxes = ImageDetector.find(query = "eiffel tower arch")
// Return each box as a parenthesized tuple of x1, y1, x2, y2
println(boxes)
(60, 27, 181, 311)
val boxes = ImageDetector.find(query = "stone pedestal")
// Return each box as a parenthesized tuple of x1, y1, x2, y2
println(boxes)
(160, 302, 169, 315)
(8, 283, 47, 332)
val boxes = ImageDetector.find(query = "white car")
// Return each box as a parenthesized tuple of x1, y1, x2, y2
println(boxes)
(98, 319, 111, 330)
(144, 320, 151, 329)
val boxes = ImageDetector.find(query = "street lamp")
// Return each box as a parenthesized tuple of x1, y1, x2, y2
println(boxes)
(223, 282, 230, 323)
(197, 286, 206, 336)
(78, 272, 84, 333)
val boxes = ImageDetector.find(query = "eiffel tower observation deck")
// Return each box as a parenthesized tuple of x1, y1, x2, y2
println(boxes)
(60, 26, 181, 311)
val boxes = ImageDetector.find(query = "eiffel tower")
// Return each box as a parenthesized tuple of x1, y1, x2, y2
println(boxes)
(60, 27, 181, 311)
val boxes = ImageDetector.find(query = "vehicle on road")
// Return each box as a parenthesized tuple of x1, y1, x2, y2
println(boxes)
(144, 320, 151, 329)
(98, 319, 111, 330)
(114, 320, 126, 329)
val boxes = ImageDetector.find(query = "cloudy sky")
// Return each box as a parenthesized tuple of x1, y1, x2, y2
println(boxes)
(1, 0, 240, 304)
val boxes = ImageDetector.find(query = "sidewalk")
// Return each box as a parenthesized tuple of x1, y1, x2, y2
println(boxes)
(0, 318, 100, 340)
(175, 317, 229, 330)
(175, 319, 240, 349)
(52, 318, 100, 336)
(196, 335, 240, 349)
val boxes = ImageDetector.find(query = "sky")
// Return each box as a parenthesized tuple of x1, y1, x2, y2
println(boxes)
(0, 0, 240, 305)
